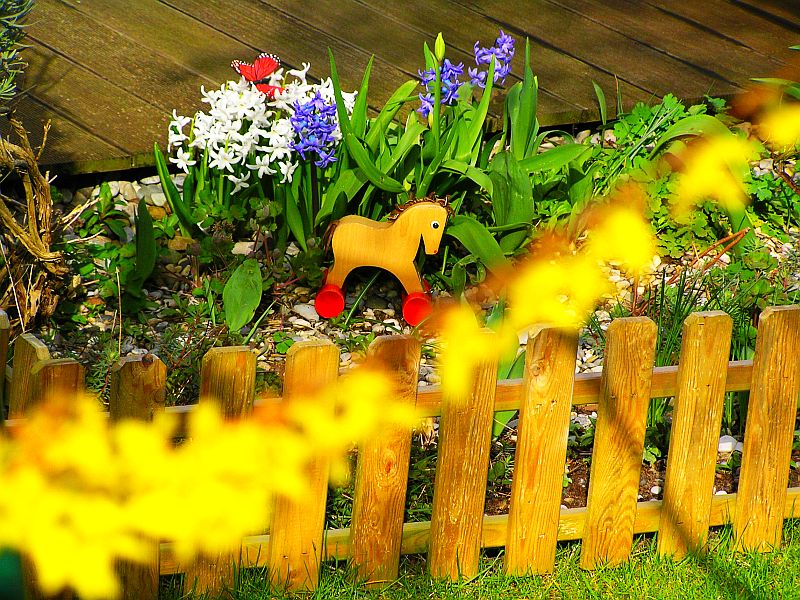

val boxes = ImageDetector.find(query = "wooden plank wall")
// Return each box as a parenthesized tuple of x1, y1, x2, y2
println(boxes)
(8, 0, 798, 173)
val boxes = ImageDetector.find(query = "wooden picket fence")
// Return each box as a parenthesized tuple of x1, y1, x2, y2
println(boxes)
(2, 306, 800, 598)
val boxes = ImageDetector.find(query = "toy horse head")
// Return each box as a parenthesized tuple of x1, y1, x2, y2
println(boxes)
(388, 196, 453, 255)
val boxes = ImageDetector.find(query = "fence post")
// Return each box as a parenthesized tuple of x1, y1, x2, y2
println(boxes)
(19, 356, 83, 599)
(658, 311, 732, 557)
(29, 359, 85, 407)
(0, 309, 9, 415)
(505, 326, 578, 575)
(110, 354, 166, 600)
(199, 346, 257, 418)
(8, 333, 50, 418)
(428, 330, 498, 580)
(183, 346, 256, 594)
(267, 340, 340, 592)
(734, 306, 800, 551)
(580, 317, 657, 569)
(349, 336, 420, 585)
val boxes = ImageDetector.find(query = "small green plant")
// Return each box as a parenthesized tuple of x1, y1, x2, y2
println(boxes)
(222, 258, 263, 332)
(0, 0, 33, 105)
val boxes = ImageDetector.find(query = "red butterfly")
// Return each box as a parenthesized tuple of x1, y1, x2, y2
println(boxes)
(231, 53, 283, 99)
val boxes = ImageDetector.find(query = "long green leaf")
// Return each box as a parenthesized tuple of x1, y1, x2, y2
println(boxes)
(441, 159, 493, 194)
(351, 56, 374, 139)
(446, 214, 510, 273)
(650, 114, 730, 155)
(456, 57, 496, 163)
(316, 168, 367, 225)
(153, 143, 198, 237)
(511, 39, 537, 160)
(329, 50, 405, 193)
(519, 143, 591, 174)
(592, 80, 608, 126)
(284, 182, 307, 252)
(365, 79, 418, 153)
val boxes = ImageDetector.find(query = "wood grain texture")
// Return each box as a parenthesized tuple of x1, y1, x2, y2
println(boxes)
(8, 334, 51, 418)
(161, 488, 800, 574)
(580, 317, 657, 569)
(428, 330, 498, 580)
(349, 336, 421, 585)
(28, 359, 85, 409)
(15, 0, 797, 171)
(644, 0, 797, 61)
(184, 347, 256, 594)
(109, 354, 167, 422)
(658, 312, 732, 557)
(109, 354, 164, 600)
(267, 340, 340, 591)
(549, 0, 784, 85)
(0, 309, 9, 416)
(199, 346, 256, 418)
(505, 326, 578, 575)
(734, 306, 800, 551)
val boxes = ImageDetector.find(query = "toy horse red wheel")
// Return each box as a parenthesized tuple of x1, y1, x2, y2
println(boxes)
(314, 196, 451, 325)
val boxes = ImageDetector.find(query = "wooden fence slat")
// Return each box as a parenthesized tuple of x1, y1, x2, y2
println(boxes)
(0, 309, 9, 416)
(428, 330, 498, 580)
(109, 354, 166, 600)
(183, 346, 256, 594)
(734, 305, 800, 551)
(349, 336, 420, 585)
(29, 359, 85, 408)
(505, 326, 578, 575)
(580, 317, 657, 569)
(658, 311, 732, 557)
(267, 340, 340, 592)
(8, 333, 50, 418)
(199, 346, 257, 418)
(109, 354, 167, 423)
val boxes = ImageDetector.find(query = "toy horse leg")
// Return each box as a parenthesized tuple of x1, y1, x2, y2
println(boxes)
(325, 260, 352, 289)
(395, 269, 425, 296)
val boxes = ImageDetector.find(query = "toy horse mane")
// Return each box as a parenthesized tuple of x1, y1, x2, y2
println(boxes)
(386, 195, 454, 222)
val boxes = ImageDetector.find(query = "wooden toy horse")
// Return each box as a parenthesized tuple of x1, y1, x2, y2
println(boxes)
(315, 197, 452, 325)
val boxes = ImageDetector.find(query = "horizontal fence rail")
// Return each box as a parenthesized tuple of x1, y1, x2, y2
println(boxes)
(2, 306, 799, 597)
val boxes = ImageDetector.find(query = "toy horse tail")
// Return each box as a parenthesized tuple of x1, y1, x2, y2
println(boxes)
(322, 220, 339, 254)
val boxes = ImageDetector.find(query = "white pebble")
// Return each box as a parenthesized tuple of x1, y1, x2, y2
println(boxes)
(650, 485, 662, 495)
(718, 435, 737, 453)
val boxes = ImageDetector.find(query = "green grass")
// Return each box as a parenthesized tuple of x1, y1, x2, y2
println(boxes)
(165, 520, 800, 600)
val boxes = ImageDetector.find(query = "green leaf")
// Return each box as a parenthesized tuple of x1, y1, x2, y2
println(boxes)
(223, 259, 263, 332)
(455, 57, 496, 163)
(440, 159, 493, 194)
(316, 168, 368, 225)
(519, 143, 591, 174)
(153, 143, 198, 237)
(128, 197, 156, 295)
(489, 152, 534, 252)
(650, 114, 730, 156)
(592, 80, 607, 125)
(329, 50, 405, 193)
(351, 55, 374, 139)
(365, 80, 418, 153)
(511, 39, 538, 160)
(285, 180, 308, 252)
(446, 214, 510, 273)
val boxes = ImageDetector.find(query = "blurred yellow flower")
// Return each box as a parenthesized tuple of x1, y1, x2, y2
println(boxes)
(672, 134, 758, 215)
(0, 368, 414, 599)
(584, 204, 657, 275)
(759, 103, 800, 149)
